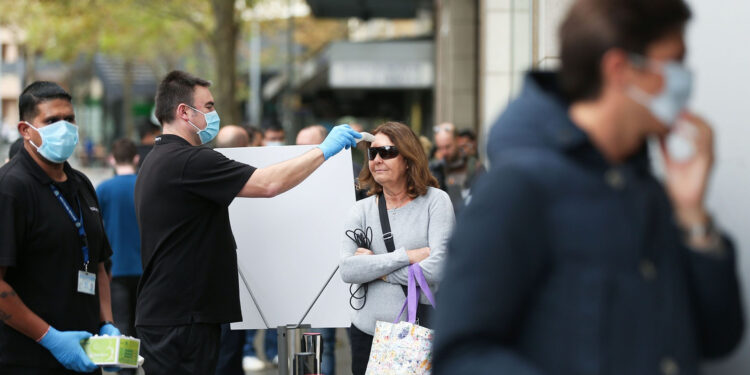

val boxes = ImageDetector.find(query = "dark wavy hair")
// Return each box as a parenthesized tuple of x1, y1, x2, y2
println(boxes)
(359, 121, 438, 199)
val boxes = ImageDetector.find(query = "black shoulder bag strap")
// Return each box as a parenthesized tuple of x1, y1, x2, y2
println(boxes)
(378, 192, 397, 253)
(377, 192, 432, 327)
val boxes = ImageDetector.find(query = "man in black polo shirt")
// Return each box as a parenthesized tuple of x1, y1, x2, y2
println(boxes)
(0, 82, 120, 374)
(135, 70, 360, 374)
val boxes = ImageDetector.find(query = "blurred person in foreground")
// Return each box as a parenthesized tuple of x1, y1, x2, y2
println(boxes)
(430, 122, 484, 213)
(433, 1, 743, 374)
(0, 82, 119, 374)
(340, 122, 455, 375)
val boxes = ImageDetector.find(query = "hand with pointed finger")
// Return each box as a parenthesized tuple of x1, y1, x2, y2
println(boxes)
(317, 124, 362, 160)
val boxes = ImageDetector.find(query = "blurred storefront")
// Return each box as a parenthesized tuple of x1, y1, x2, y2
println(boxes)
(268, 38, 434, 133)
(302, 0, 576, 157)
(292, 0, 434, 134)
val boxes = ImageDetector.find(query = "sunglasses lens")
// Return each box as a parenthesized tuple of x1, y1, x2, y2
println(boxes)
(368, 146, 399, 160)
(368, 148, 378, 160)
(381, 147, 398, 159)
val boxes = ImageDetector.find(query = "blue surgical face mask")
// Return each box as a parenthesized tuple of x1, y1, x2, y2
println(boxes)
(627, 55, 693, 127)
(24, 120, 79, 163)
(185, 104, 220, 144)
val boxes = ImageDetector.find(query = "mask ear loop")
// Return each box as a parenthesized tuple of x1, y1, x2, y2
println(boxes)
(183, 104, 205, 134)
(23, 121, 43, 149)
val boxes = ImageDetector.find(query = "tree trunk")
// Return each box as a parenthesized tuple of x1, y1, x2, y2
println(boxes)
(211, 0, 240, 126)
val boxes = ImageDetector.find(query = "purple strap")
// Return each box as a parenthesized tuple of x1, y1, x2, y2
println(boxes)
(394, 264, 437, 324)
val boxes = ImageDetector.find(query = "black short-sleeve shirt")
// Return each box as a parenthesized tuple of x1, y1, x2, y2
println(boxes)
(134, 134, 256, 326)
(0, 147, 112, 369)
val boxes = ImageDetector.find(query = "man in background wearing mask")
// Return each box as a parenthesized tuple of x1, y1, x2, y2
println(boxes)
(0, 81, 120, 373)
(134, 70, 360, 374)
(434, 1, 743, 374)
(263, 124, 285, 146)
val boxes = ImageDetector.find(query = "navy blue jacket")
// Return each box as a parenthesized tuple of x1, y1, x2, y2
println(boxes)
(433, 72, 743, 375)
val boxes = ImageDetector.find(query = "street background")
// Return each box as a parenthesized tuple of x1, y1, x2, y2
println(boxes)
(1, 0, 749, 374)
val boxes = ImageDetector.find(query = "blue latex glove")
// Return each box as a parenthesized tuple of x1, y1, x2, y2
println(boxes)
(99, 323, 122, 372)
(317, 124, 362, 160)
(99, 323, 120, 337)
(39, 326, 98, 373)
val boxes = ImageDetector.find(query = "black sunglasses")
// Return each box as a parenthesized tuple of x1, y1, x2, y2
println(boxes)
(368, 146, 399, 160)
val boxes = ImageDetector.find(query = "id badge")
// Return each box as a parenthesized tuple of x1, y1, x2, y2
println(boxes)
(77, 270, 96, 295)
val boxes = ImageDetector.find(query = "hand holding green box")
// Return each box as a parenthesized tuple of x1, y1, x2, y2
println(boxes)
(82, 335, 140, 368)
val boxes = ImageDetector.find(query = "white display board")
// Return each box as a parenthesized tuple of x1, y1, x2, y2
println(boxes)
(218, 145, 355, 330)
(686, 1, 750, 373)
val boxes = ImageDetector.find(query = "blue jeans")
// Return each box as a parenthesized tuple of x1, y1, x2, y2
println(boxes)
(321, 328, 336, 375)
(244, 329, 278, 360)
(215, 324, 244, 375)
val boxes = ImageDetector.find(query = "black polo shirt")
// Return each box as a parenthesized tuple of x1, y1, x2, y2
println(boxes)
(134, 134, 256, 326)
(0, 147, 112, 369)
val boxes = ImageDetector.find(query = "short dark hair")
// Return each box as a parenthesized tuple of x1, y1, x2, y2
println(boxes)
(111, 138, 138, 164)
(264, 124, 284, 134)
(457, 129, 476, 141)
(154, 70, 210, 125)
(138, 118, 161, 139)
(244, 125, 262, 144)
(19, 81, 72, 122)
(559, 0, 691, 102)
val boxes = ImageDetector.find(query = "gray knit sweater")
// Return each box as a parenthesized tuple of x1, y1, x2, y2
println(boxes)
(339, 187, 456, 335)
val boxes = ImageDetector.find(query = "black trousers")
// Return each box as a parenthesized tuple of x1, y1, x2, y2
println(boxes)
(348, 325, 374, 375)
(0, 365, 101, 374)
(137, 323, 221, 375)
(111, 275, 139, 337)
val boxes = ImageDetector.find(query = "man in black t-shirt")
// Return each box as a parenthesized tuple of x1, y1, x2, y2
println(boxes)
(0, 82, 119, 374)
(134, 70, 361, 374)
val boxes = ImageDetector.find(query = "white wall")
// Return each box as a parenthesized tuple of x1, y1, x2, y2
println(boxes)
(686, 1, 750, 373)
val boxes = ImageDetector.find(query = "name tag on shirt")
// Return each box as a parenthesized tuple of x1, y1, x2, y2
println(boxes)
(77, 271, 96, 295)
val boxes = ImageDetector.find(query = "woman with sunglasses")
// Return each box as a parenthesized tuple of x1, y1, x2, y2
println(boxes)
(339, 121, 456, 375)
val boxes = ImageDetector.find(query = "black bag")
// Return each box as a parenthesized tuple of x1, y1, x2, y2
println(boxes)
(377, 192, 432, 328)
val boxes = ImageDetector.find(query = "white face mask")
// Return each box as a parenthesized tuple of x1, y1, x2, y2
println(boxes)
(628, 55, 697, 161)
(626, 54, 693, 127)
(264, 141, 283, 147)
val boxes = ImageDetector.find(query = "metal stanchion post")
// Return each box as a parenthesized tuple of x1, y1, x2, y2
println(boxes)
(277, 324, 310, 375)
